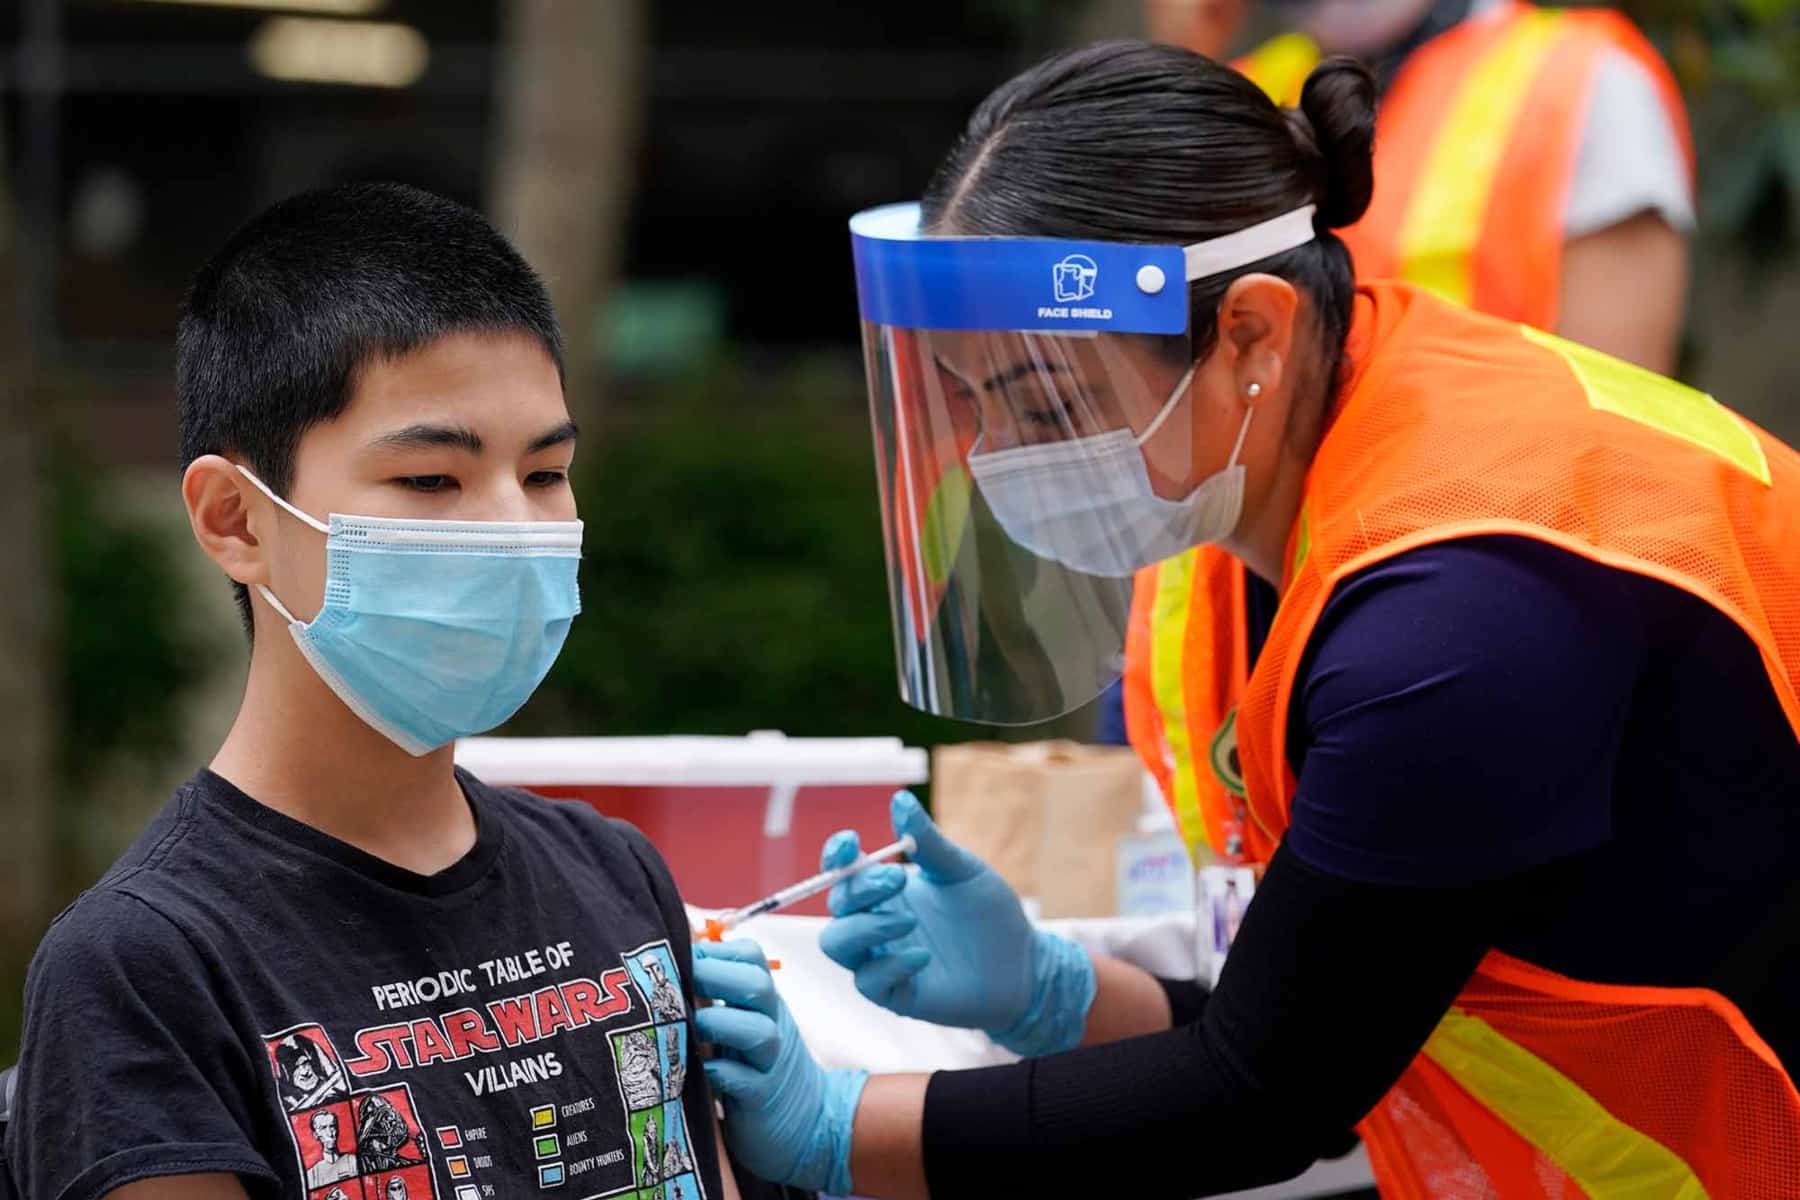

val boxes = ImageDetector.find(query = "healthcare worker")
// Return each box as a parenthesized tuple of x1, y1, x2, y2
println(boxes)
(1116, 0, 1694, 790)
(691, 42, 1800, 1199)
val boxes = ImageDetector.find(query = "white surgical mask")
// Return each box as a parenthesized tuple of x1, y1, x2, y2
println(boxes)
(967, 361, 1255, 577)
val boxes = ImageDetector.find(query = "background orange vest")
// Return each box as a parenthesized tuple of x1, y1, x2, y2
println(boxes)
(1127, 2, 1693, 860)
(1239, 2, 1691, 328)
(1235, 280, 1800, 1196)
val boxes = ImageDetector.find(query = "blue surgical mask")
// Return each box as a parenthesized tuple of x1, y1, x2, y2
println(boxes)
(238, 466, 582, 755)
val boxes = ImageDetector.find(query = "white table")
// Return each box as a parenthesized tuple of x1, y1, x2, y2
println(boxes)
(697, 908, 1375, 1199)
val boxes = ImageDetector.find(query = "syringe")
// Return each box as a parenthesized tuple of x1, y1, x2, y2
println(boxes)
(697, 834, 918, 942)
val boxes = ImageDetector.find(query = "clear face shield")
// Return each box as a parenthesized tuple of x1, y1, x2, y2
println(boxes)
(850, 202, 1317, 724)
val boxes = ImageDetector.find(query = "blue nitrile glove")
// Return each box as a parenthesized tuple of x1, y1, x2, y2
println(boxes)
(691, 939, 867, 1195)
(817, 790, 1096, 1057)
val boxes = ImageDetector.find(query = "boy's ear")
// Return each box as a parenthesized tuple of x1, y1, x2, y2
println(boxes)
(182, 455, 270, 588)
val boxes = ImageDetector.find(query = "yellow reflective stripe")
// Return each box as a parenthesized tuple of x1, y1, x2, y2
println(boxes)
(1425, 1010, 1710, 1199)
(920, 466, 972, 586)
(1148, 549, 1209, 855)
(1288, 505, 1313, 588)
(1238, 33, 1320, 106)
(1395, 10, 1566, 306)
(1521, 325, 1773, 486)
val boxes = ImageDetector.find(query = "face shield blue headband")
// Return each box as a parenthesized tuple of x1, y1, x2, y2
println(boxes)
(239, 466, 583, 755)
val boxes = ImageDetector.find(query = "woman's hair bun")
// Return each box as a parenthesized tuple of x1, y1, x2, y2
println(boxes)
(1294, 56, 1376, 230)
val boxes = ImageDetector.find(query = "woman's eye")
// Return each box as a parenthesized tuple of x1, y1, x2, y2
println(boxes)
(941, 375, 975, 404)
(396, 475, 453, 493)
(526, 469, 570, 488)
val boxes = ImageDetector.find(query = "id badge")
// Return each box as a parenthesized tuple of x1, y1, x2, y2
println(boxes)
(1198, 864, 1257, 986)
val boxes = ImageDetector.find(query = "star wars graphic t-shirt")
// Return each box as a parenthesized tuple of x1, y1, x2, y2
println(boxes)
(7, 769, 726, 1200)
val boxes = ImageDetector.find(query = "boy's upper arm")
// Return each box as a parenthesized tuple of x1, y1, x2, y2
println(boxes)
(10, 891, 276, 1200)
(603, 817, 750, 1185)
(102, 1175, 249, 1200)
(548, 800, 801, 1196)
(605, 817, 697, 969)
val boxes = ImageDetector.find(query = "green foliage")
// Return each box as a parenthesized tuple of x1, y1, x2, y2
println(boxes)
(1617, 0, 1800, 255)
(511, 356, 982, 750)
(972, 0, 1094, 39)
(51, 444, 212, 860)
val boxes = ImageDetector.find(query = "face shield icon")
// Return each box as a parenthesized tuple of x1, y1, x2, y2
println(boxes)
(1052, 254, 1098, 303)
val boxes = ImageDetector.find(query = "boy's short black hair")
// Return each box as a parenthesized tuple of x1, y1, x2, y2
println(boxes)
(177, 182, 564, 635)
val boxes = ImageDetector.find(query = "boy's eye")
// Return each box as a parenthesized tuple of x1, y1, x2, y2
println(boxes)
(395, 475, 453, 493)
(526, 469, 570, 488)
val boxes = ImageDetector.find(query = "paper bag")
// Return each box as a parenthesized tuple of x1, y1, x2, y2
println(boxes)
(931, 740, 1147, 918)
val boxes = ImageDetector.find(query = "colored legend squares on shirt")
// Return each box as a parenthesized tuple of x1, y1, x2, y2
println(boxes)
(447, 1156, 473, 1179)
(530, 1103, 564, 1187)
(455, 1188, 481, 1200)
(437, 1124, 463, 1150)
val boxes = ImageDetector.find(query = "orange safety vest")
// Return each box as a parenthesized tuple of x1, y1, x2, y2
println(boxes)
(1127, 2, 1693, 860)
(1233, 280, 1800, 1196)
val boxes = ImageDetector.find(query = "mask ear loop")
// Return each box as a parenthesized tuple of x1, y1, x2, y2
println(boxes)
(1224, 403, 1255, 469)
(1132, 358, 1254, 481)
(235, 465, 326, 625)
(1135, 358, 1201, 448)
(255, 583, 302, 626)
(236, 465, 331, 534)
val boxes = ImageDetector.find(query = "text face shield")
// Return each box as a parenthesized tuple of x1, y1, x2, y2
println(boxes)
(851, 203, 1195, 725)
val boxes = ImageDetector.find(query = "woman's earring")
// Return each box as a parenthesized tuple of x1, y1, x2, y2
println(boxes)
(1246, 382, 1263, 399)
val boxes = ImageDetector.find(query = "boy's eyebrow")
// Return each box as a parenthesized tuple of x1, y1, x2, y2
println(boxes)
(527, 419, 580, 454)
(366, 419, 577, 456)
(369, 422, 484, 454)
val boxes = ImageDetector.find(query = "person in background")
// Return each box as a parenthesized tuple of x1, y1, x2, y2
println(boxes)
(1146, 0, 1250, 60)
(1107, 0, 1693, 855)
(1173, 0, 1692, 367)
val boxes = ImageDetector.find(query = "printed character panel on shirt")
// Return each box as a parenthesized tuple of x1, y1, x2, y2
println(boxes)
(351, 1086, 432, 1177)
(269, 1023, 351, 1112)
(653, 1100, 697, 1185)
(292, 1101, 361, 1192)
(612, 1027, 664, 1111)
(312, 1181, 367, 1200)
(625, 1097, 702, 1196)
(365, 1163, 435, 1200)
(622, 943, 685, 1023)
(656, 1020, 687, 1100)
(628, 1106, 669, 1192)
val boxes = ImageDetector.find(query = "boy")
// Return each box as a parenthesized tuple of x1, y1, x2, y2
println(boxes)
(6, 183, 743, 1200)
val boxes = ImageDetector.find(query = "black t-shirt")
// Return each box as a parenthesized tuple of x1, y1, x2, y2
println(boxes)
(7, 769, 725, 1200)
